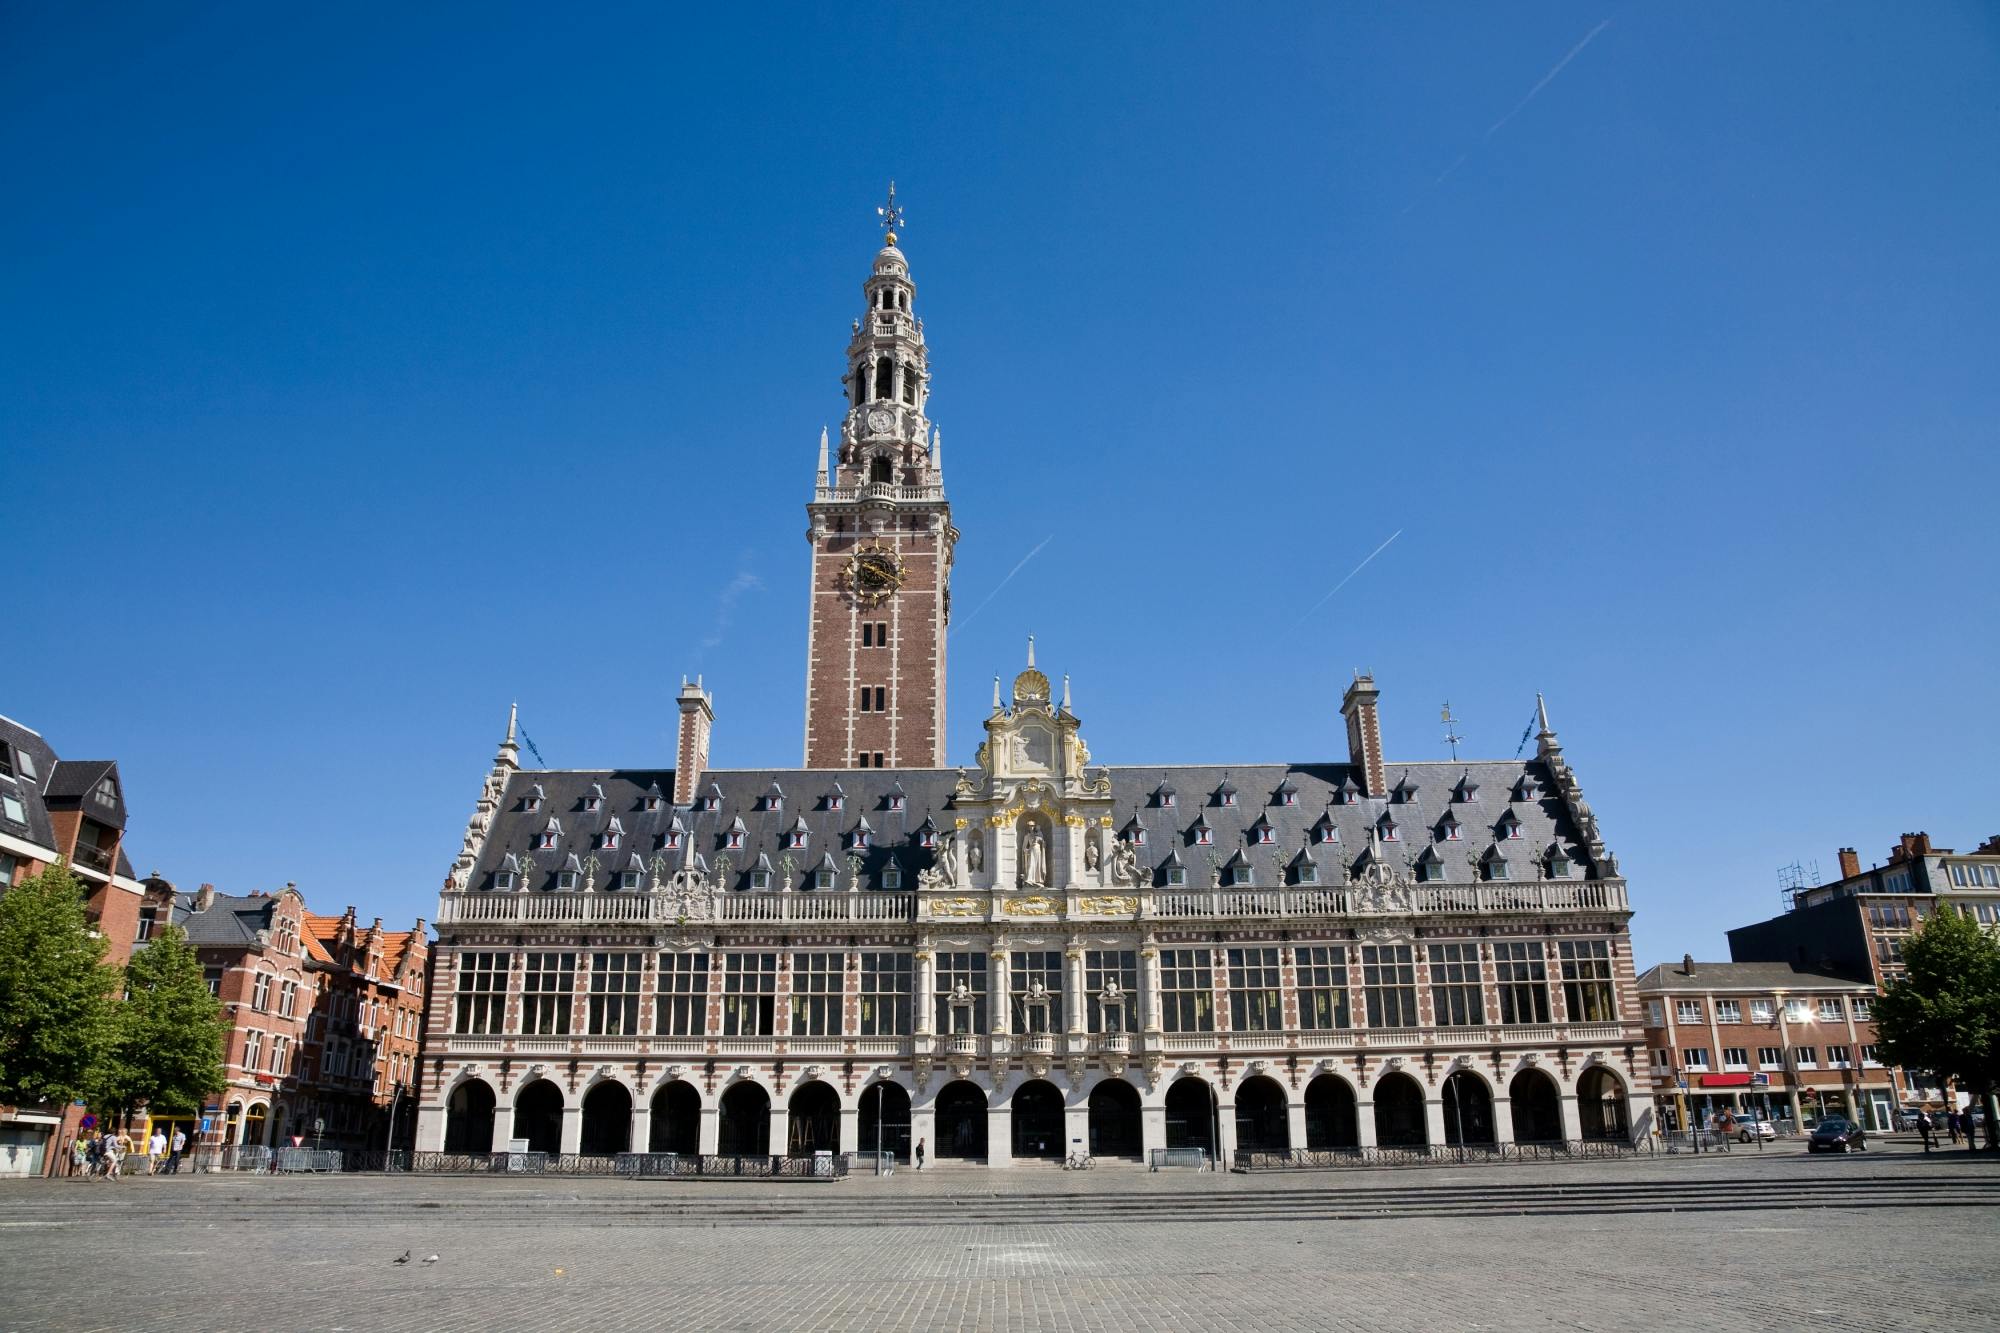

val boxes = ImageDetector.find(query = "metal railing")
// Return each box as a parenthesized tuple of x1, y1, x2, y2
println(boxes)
(437, 891, 918, 926)
(1232, 1138, 1653, 1170)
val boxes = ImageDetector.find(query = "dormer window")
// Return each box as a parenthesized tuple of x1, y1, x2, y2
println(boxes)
(584, 784, 605, 813)
(1546, 844, 1573, 879)
(749, 866, 772, 891)
(881, 866, 903, 890)
(1164, 864, 1187, 887)
(1335, 776, 1361, 805)
(918, 821, 938, 849)
(663, 830, 683, 852)
(1420, 852, 1449, 883)
(1224, 859, 1254, 888)
(1392, 777, 1419, 804)
(1216, 783, 1237, 808)
(1293, 853, 1319, 885)
(1251, 817, 1275, 845)
(537, 820, 561, 850)
(1514, 776, 1538, 802)
(1192, 819, 1213, 847)
(1276, 781, 1299, 807)
(701, 784, 722, 812)
(1483, 849, 1510, 881)
(1378, 815, 1399, 842)
(1156, 786, 1177, 809)
(558, 856, 582, 892)
(848, 821, 872, 851)
(725, 818, 746, 851)
(1498, 813, 1522, 840)
(788, 820, 809, 850)
(1312, 814, 1338, 845)
(1438, 814, 1460, 842)
(601, 819, 624, 851)
(814, 856, 838, 890)
(826, 788, 845, 813)
(619, 869, 642, 891)
(886, 785, 906, 812)
(494, 869, 518, 892)
(524, 785, 544, 814)
(1125, 825, 1147, 848)
(1453, 776, 1480, 803)
(761, 784, 784, 812)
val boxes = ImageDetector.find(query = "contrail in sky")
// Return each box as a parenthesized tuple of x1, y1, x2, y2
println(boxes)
(1402, 18, 1611, 212)
(1285, 529, 1403, 634)
(953, 534, 1054, 634)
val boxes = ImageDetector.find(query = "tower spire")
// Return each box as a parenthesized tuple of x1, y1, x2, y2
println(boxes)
(816, 426, 829, 486)
(876, 180, 904, 246)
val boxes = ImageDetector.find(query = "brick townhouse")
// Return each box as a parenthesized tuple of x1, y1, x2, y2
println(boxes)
(301, 908, 431, 1152)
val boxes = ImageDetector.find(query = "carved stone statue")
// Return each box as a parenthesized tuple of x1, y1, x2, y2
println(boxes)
(1111, 839, 1141, 887)
(967, 832, 984, 873)
(1027, 977, 1048, 1000)
(1020, 823, 1048, 887)
(1084, 839, 1101, 872)
(952, 979, 971, 1002)
(1101, 978, 1123, 1001)
(937, 835, 960, 887)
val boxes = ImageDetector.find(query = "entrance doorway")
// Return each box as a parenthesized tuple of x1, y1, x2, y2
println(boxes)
(788, 1082, 840, 1155)
(1509, 1068, 1563, 1143)
(1233, 1076, 1290, 1155)
(859, 1082, 912, 1162)
(1304, 1075, 1358, 1150)
(1087, 1079, 1143, 1158)
(444, 1080, 496, 1154)
(580, 1082, 631, 1155)
(1164, 1078, 1217, 1158)
(650, 1082, 699, 1155)
(718, 1082, 771, 1156)
(1011, 1080, 1065, 1160)
(515, 1080, 563, 1155)
(1441, 1070, 1495, 1148)
(1577, 1067, 1627, 1141)
(1372, 1072, 1427, 1148)
(934, 1081, 988, 1159)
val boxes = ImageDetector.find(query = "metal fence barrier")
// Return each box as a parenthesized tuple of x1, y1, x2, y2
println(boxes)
(1147, 1147, 1211, 1171)
(1232, 1139, 1654, 1171)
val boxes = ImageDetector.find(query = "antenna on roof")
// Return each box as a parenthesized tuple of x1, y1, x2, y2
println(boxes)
(1777, 859, 1822, 913)
(1440, 702, 1463, 762)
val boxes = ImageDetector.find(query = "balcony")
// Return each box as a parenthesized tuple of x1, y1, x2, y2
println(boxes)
(435, 890, 917, 928)
(71, 840, 115, 874)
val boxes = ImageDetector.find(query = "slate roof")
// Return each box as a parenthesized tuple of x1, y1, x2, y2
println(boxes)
(171, 890, 283, 950)
(463, 758, 1594, 894)
(0, 716, 135, 876)
(1633, 961, 1872, 994)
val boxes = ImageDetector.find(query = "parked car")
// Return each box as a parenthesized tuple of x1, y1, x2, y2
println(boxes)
(1734, 1120, 1777, 1144)
(1807, 1117, 1868, 1153)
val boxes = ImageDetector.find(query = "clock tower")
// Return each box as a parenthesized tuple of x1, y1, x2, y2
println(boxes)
(802, 186, 956, 769)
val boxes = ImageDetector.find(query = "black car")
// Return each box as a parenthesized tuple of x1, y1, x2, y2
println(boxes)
(1807, 1117, 1868, 1153)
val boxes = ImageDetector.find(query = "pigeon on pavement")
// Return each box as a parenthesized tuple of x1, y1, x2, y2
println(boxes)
(391, 1251, 411, 1265)
(422, 1255, 440, 1265)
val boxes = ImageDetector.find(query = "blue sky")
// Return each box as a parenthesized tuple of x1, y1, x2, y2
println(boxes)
(4, 4, 1996, 963)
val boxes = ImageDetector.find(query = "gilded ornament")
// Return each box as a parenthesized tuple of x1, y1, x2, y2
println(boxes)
(1077, 895, 1139, 916)
(1001, 895, 1058, 916)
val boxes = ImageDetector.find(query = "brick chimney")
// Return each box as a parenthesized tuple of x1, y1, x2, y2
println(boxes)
(1837, 847, 1860, 879)
(1681, 952, 1695, 976)
(1888, 832, 1934, 865)
(1340, 673, 1385, 798)
(673, 676, 714, 807)
(193, 883, 216, 913)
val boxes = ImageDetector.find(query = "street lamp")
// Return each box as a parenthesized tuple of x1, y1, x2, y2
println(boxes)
(382, 1081, 407, 1174)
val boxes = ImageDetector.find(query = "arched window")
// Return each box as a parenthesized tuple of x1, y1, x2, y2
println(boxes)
(902, 366, 916, 404)
(880, 288, 892, 311)
(852, 368, 865, 407)
(870, 457, 893, 484)
(875, 356, 894, 401)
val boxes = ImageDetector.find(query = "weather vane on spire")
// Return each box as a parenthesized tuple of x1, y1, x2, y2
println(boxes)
(876, 181, 905, 243)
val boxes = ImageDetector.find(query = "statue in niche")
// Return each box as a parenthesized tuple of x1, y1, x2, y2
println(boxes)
(967, 831, 984, 874)
(1084, 838, 1101, 873)
(1111, 839, 1141, 887)
(936, 835, 960, 887)
(1020, 822, 1049, 888)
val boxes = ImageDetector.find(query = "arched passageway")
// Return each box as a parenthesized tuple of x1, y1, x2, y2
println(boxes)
(718, 1082, 771, 1157)
(788, 1082, 840, 1156)
(444, 1080, 496, 1154)
(650, 1082, 699, 1155)
(580, 1082, 631, 1155)
(1304, 1075, 1358, 1150)
(1372, 1072, 1428, 1149)
(934, 1081, 988, 1160)
(1164, 1078, 1217, 1158)
(1087, 1079, 1143, 1158)
(515, 1080, 563, 1155)
(269, 1107, 287, 1147)
(241, 1103, 266, 1147)
(1233, 1075, 1291, 1155)
(1441, 1070, 1495, 1148)
(859, 1082, 912, 1162)
(1510, 1069, 1563, 1143)
(1578, 1067, 1628, 1141)
(1011, 1080, 1065, 1160)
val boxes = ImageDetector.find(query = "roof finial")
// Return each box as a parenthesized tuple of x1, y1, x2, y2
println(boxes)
(932, 425, 942, 472)
(506, 700, 518, 746)
(993, 674, 1003, 712)
(1026, 633, 1036, 668)
(816, 425, 829, 485)
(876, 180, 904, 246)
(1536, 691, 1552, 736)
(1061, 673, 1071, 711)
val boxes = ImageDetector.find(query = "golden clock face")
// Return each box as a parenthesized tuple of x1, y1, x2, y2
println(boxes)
(846, 547, 903, 606)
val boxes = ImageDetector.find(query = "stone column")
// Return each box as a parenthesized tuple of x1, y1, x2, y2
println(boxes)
(1065, 947, 1087, 1035)
(490, 1104, 515, 1151)
(1064, 1095, 1090, 1159)
(986, 1104, 1013, 1166)
(915, 947, 936, 1038)
(768, 1101, 791, 1158)
(838, 1105, 859, 1154)
(1423, 1096, 1448, 1149)
(1285, 1100, 1308, 1155)
(698, 1104, 720, 1155)
(559, 1104, 582, 1155)
(1216, 1092, 1239, 1165)
(911, 1100, 936, 1167)
(415, 1104, 447, 1152)
(1356, 1091, 1379, 1148)
(1491, 1096, 1515, 1146)
(629, 1103, 652, 1155)
(1140, 1102, 1167, 1160)
(991, 948, 1011, 1035)
(1559, 1091, 1583, 1142)
(1140, 940, 1163, 1034)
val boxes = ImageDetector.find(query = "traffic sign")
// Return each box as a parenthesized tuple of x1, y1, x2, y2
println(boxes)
(80, 1114, 97, 1130)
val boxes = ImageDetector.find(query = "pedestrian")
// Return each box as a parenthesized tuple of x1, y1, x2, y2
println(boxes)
(103, 1132, 123, 1182)
(168, 1128, 187, 1174)
(69, 1137, 88, 1179)
(1947, 1110, 1960, 1144)
(148, 1129, 167, 1175)
(915, 1137, 926, 1171)
(85, 1133, 103, 1180)
(1919, 1114, 1935, 1152)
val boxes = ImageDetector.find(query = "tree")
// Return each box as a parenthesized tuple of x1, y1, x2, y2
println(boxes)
(95, 925, 227, 1119)
(1873, 905, 2000, 1150)
(0, 863, 119, 1109)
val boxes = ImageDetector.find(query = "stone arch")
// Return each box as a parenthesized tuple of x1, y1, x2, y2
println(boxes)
(241, 1101, 267, 1146)
(1304, 1073, 1359, 1150)
(1087, 1078, 1142, 1159)
(1232, 1075, 1291, 1155)
(1372, 1071, 1428, 1148)
(444, 1078, 497, 1154)
(580, 1080, 631, 1155)
(514, 1078, 564, 1155)
(874, 355, 894, 402)
(858, 1079, 912, 1162)
(1510, 1067, 1564, 1144)
(1441, 1068, 1495, 1147)
(933, 1079, 988, 1160)
(1010, 1078, 1065, 1160)
(650, 1080, 700, 1155)
(1577, 1065, 1629, 1141)
(718, 1081, 771, 1156)
(787, 1081, 841, 1156)
(1164, 1076, 1217, 1158)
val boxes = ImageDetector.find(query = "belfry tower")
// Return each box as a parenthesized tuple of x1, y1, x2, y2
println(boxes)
(802, 185, 957, 769)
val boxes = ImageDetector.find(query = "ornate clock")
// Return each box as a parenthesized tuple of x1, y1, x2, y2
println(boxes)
(844, 545, 904, 606)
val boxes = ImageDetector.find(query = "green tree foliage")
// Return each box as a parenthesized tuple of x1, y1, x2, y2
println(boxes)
(1873, 905, 2000, 1145)
(0, 864, 119, 1107)
(97, 925, 228, 1117)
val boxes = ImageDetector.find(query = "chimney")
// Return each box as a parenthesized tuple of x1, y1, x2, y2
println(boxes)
(674, 676, 715, 807)
(1681, 952, 1695, 976)
(1837, 847, 1860, 879)
(193, 883, 216, 913)
(1888, 832, 1934, 865)
(1340, 673, 1385, 798)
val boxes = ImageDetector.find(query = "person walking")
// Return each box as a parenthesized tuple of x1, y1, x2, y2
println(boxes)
(85, 1133, 103, 1180)
(1947, 1110, 1960, 1144)
(102, 1132, 123, 1182)
(69, 1137, 89, 1179)
(1919, 1113, 1935, 1152)
(148, 1129, 167, 1175)
(915, 1137, 926, 1171)
(168, 1128, 187, 1174)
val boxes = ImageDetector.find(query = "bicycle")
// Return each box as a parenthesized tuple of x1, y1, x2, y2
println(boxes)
(1063, 1152, 1094, 1170)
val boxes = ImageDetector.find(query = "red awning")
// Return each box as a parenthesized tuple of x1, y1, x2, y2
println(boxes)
(1701, 1073, 1753, 1087)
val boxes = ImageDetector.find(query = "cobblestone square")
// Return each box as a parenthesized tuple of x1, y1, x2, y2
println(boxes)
(2, 1146, 1995, 1331)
